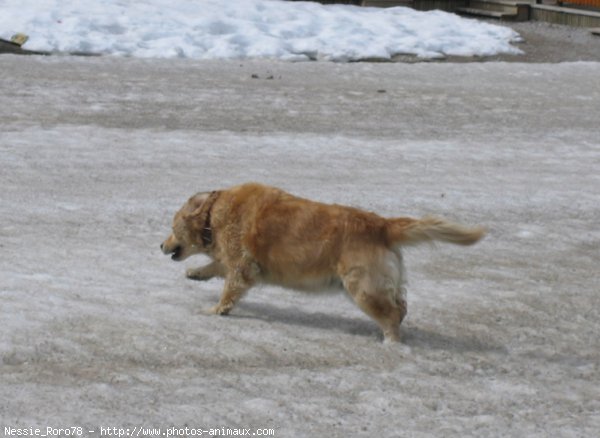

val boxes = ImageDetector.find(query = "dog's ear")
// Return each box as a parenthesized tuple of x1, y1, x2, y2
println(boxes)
(183, 192, 211, 218)
(180, 192, 216, 242)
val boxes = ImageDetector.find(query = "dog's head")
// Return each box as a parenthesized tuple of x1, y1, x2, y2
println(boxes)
(161, 192, 213, 261)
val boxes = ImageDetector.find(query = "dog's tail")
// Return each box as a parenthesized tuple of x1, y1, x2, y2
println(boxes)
(385, 216, 485, 246)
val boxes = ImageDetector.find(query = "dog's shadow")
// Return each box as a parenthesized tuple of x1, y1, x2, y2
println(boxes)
(231, 301, 505, 354)
(232, 300, 379, 338)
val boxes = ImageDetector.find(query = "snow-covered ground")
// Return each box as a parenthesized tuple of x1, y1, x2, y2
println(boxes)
(0, 0, 522, 60)
(1, 55, 600, 436)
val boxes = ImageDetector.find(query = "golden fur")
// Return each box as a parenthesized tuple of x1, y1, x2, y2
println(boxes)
(161, 182, 484, 342)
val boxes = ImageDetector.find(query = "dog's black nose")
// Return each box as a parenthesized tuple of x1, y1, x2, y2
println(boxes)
(160, 243, 164, 251)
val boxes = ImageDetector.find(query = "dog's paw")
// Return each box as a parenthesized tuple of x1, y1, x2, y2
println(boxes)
(207, 304, 232, 316)
(186, 268, 213, 281)
(382, 330, 402, 344)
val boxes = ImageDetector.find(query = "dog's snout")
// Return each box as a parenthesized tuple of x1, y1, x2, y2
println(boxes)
(160, 240, 171, 255)
(160, 237, 184, 260)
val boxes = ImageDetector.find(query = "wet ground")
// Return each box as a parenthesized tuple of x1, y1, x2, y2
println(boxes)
(1, 54, 599, 436)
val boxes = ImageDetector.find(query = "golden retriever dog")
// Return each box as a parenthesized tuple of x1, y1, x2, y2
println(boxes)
(161, 183, 484, 342)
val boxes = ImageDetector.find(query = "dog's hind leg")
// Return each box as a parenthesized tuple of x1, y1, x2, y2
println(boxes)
(186, 261, 226, 281)
(341, 263, 407, 343)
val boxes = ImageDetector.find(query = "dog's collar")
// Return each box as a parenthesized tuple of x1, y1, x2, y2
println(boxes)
(200, 190, 220, 248)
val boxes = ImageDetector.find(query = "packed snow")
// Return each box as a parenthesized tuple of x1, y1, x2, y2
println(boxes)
(0, 0, 522, 60)
(1, 55, 599, 436)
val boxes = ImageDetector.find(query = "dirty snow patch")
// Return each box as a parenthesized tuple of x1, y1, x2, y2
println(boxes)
(0, 0, 522, 61)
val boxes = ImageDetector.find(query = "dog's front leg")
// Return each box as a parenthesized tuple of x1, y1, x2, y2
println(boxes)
(186, 261, 225, 281)
(211, 260, 260, 315)
(210, 274, 254, 315)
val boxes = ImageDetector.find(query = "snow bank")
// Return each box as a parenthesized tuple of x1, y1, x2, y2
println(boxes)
(0, 0, 522, 60)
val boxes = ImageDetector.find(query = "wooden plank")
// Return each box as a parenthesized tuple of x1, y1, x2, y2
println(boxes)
(561, 0, 600, 7)
(531, 4, 600, 27)
(456, 6, 513, 17)
(0, 38, 48, 55)
(362, 0, 414, 6)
